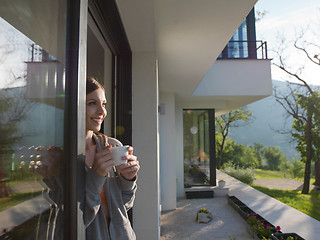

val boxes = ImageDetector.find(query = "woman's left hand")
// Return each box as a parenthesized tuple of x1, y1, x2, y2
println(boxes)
(117, 146, 140, 181)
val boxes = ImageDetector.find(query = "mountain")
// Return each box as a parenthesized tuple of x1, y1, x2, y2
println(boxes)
(228, 80, 301, 161)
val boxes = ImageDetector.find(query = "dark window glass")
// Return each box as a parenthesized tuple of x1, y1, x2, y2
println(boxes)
(228, 20, 248, 58)
(183, 110, 210, 186)
(0, 1, 66, 239)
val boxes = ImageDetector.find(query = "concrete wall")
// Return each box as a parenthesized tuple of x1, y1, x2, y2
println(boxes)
(159, 93, 177, 211)
(132, 52, 160, 240)
(194, 59, 272, 96)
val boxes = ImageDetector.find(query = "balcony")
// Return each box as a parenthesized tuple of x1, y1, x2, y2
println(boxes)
(191, 40, 272, 116)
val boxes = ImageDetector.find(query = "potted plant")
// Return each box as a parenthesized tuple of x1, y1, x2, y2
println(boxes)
(247, 213, 281, 239)
(195, 208, 213, 223)
(218, 179, 226, 188)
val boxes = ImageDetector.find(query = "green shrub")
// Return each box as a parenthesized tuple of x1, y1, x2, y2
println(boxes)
(222, 164, 256, 184)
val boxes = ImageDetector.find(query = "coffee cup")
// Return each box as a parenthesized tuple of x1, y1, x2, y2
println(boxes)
(111, 145, 129, 166)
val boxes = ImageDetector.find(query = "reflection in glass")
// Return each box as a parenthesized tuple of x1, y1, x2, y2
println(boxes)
(183, 110, 210, 186)
(0, 10, 65, 239)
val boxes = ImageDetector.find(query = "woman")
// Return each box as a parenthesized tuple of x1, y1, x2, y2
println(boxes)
(85, 77, 139, 239)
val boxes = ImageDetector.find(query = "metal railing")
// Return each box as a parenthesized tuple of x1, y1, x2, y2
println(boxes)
(29, 44, 56, 62)
(218, 40, 268, 60)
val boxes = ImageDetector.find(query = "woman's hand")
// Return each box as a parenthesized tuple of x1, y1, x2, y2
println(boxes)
(117, 146, 140, 181)
(34, 146, 63, 179)
(92, 145, 114, 176)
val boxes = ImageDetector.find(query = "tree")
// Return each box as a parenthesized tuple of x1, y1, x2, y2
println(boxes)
(309, 92, 320, 186)
(251, 142, 264, 168)
(221, 140, 246, 168)
(263, 146, 286, 170)
(0, 88, 32, 197)
(273, 27, 320, 194)
(243, 146, 259, 168)
(290, 156, 305, 179)
(215, 107, 252, 168)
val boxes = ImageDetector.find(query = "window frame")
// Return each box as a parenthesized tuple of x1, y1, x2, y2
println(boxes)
(63, 0, 132, 238)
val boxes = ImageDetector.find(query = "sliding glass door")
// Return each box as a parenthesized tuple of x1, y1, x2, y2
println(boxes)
(183, 109, 216, 186)
(0, 0, 67, 238)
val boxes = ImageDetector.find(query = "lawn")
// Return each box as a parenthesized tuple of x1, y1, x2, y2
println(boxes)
(251, 185, 320, 221)
(0, 191, 43, 212)
(254, 169, 287, 179)
(255, 169, 316, 184)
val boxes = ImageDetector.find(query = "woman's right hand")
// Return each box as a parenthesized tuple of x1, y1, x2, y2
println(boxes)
(34, 146, 63, 179)
(91, 145, 114, 176)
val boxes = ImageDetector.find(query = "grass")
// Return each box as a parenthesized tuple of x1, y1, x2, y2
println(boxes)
(251, 185, 320, 222)
(252, 169, 320, 221)
(0, 191, 43, 212)
(254, 169, 287, 179)
(255, 169, 316, 184)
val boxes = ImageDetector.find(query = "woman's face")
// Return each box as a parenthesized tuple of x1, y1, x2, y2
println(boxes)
(86, 88, 107, 132)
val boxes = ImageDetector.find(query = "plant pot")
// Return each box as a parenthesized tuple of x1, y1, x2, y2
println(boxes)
(271, 233, 305, 240)
(196, 212, 213, 223)
(218, 181, 226, 188)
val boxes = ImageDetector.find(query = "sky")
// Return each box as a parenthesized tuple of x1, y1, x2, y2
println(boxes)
(255, 0, 320, 86)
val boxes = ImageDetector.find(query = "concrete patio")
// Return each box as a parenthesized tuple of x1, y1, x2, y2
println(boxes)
(160, 170, 320, 239)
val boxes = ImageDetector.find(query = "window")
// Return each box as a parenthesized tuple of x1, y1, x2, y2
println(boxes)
(0, 1, 67, 238)
(183, 109, 216, 186)
(0, 1, 133, 238)
(218, 8, 258, 59)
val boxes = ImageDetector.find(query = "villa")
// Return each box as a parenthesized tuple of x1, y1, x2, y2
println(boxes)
(0, 0, 275, 239)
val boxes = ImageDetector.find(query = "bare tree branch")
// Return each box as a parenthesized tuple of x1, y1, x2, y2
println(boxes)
(294, 40, 320, 66)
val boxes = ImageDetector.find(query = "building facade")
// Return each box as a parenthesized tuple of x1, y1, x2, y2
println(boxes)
(0, 0, 271, 239)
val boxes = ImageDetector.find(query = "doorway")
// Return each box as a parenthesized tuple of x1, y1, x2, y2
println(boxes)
(183, 109, 216, 186)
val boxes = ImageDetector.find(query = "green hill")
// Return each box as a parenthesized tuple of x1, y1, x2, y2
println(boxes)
(228, 80, 300, 161)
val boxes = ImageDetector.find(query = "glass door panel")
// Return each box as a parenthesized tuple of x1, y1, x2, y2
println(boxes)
(0, 1, 66, 238)
(87, 14, 113, 135)
(183, 110, 210, 186)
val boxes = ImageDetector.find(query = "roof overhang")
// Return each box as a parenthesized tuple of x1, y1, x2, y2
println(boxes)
(116, 0, 258, 99)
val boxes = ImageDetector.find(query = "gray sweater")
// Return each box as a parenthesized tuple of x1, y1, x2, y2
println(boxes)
(44, 134, 137, 240)
(85, 134, 137, 240)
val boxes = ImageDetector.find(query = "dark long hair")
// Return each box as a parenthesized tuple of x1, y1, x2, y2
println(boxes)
(86, 76, 105, 95)
(86, 77, 107, 142)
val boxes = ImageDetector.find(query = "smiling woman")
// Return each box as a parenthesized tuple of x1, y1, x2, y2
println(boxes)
(83, 77, 140, 240)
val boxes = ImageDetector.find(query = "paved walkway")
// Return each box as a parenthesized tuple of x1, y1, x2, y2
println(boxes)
(161, 197, 252, 240)
(0, 181, 50, 234)
(224, 171, 320, 240)
(161, 171, 320, 240)
(253, 178, 319, 191)
(8, 181, 46, 194)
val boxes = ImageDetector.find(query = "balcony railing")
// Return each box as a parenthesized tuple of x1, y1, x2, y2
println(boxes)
(218, 40, 268, 60)
(29, 44, 56, 62)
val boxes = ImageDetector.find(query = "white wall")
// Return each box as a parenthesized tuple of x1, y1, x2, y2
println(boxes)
(194, 59, 272, 96)
(132, 52, 160, 240)
(159, 93, 177, 210)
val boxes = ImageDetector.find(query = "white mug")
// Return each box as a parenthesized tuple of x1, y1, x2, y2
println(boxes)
(111, 145, 129, 166)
